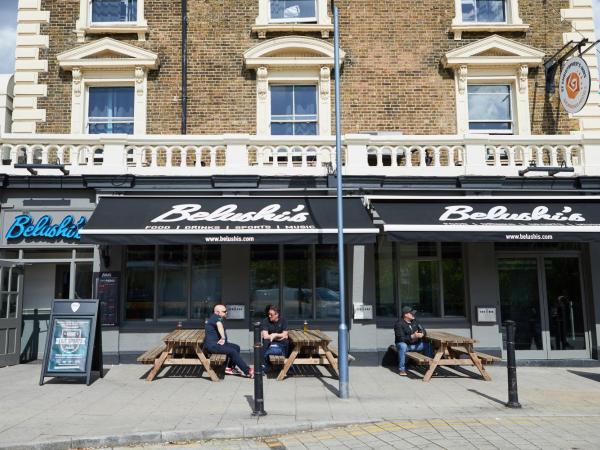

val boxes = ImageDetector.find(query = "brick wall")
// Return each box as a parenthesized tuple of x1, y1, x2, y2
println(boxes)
(39, 0, 578, 136)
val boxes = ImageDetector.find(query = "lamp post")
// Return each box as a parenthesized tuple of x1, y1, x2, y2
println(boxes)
(332, 0, 349, 399)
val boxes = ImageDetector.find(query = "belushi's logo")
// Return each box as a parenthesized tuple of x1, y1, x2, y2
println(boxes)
(151, 203, 310, 223)
(438, 205, 586, 223)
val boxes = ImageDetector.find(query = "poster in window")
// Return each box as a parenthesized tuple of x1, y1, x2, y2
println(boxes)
(47, 318, 92, 373)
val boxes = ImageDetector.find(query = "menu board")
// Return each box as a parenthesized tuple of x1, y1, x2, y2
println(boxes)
(47, 318, 92, 373)
(96, 272, 120, 326)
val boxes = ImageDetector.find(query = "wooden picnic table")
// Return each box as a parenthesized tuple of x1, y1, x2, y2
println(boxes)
(419, 330, 494, 382)
(276, 329, 339, 381)
(145, 329, 224, 382)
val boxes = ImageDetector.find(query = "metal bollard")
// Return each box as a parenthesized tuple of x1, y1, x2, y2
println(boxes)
(504, 320, 521, 408)
(251, 321, 267, 416)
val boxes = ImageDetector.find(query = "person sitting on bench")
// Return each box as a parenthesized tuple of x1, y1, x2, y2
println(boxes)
(261, 305, 289, 372)
(394, 306, 432, 376)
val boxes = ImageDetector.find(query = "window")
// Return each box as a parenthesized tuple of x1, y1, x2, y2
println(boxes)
(462, 0, 506, 23)
(375, 239, 466, 318)
(91, 0, 137, 23)
(124, 245, 222, 321)
(253, 0, 331, 38)
(76, 0, 148, 42)
(467, 84, 512, 133)
(271, 85, 317, 135)
(87, 86, 134, 134)
(270, 0, 316, 22)
(249, 244, 340, 321)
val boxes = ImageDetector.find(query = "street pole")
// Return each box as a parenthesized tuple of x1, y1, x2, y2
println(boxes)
(333, 2, 349, 400)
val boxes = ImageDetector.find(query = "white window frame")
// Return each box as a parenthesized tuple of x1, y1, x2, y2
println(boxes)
(450, 0, 528, 40)
(269, 83, 319, 136)
(443, 35, 544, 135)
(244, 37, 345, 136)
(253, 0, 332, 38)
(85, 84, 136, 135)
(75, 0, 148, 42)
(268, 0, 317, 23)
(57, 38, 158, 135)
(467, 83, 514, 134)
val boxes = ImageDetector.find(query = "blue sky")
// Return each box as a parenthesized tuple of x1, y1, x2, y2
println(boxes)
(0, 0, 17, 74)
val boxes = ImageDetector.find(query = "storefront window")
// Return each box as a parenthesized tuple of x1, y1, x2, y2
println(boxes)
(315, 245, 339, 319)
(75, 263, 93, 299)
(54, 264, 70, 299)
(250, 244, 341, 321)
(125, 246, 155, 320)
(375, 237, 396, 317)
(125, 245, 223, 321)
(157, 245, 187, 319)
(250, 245, 280, 320)
(283, 245, 313, 320)
(191, 246, 221, 320)
(375, 241, 466, 318)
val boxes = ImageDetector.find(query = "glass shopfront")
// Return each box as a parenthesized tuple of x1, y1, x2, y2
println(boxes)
(375, 239, 467, 318)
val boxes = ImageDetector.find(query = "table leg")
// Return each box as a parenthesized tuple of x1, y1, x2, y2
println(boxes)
(467, 345, 492, 381)
(423, 343, 445, 382)
(323, 345, 339, 377)
(277, 346, 300, 381)
(147, 347, 170, 382)
(195, 345, 220, 382)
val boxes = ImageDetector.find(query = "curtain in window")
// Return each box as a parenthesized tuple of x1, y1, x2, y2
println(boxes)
(88, 86, 134, 134)
(462, 0, 506, 22)
(271, 85, 317, 136)
(270, 0, 316, 21)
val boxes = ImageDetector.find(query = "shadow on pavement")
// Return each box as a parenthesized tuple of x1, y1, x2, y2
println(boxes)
(467, 389, 506, 405)
(567, 370, 600, 382)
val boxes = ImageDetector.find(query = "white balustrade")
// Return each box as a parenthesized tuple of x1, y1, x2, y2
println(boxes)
(0, 133, 595, 177)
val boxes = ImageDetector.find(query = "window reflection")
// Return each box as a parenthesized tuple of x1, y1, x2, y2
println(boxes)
(283, 245, 313, 320)
(191, 246, 221, 320)
(250, 246, 280, 320)
(125, 246, 155, 320)
(316, 245, 339, 319)
(157, 245, 187, 319)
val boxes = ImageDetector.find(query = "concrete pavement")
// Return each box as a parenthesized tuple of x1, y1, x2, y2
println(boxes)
(1, 362, 600, 449)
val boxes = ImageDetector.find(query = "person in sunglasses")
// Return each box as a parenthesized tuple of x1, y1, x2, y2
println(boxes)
(261, 305, 289, 372)
(204, 304, 253, 378)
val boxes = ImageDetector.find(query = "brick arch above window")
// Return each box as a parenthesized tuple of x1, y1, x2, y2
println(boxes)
(442, 35, 544, 135)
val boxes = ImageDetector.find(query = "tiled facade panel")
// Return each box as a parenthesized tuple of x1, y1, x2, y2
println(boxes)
(38, 0, 578, 135)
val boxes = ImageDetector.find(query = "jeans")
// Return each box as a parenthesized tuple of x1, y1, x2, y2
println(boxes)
(396, 341, 432, 371)
(204, 342, 250, 375)
(262, 341, 288, 370)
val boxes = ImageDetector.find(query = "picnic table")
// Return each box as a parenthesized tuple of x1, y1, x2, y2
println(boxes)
(407, 330, 500, 382)
(140, 329, 226, 382)
(274, 329, 341, 381)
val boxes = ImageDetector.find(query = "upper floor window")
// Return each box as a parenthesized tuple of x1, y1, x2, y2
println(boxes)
(467, 84, 512, 133)
(271, 85, 317, 135)
(88, 86, 134, 134)
(91, 0, 137, 23)
(270, 0, 316, 22)
(462, 0, 506, 23)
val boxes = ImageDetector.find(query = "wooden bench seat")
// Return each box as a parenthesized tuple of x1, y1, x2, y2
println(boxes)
(269, 355, 286, 365)
(449, 346, 501, 364)
(208, 353, 227, 366)
(405, 351, 433, 365)
(329, 347, 356, 363)
(137, 344, 167, 364)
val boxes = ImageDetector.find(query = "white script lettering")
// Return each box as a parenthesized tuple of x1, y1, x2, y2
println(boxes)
(438, 205, 586, 222)
(151, 203, 310, 223)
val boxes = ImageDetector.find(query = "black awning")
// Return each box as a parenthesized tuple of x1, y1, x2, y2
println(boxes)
(80, 196, 378, 245)
(371, 197, 600, 242)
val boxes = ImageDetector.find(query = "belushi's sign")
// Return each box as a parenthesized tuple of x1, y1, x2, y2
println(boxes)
(371, 198, 600, 242)
(4, 214, 88, 243)
(79, 196, 378, 245)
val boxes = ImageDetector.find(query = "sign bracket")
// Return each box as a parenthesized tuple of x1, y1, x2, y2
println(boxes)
(544, 39, 592, 94)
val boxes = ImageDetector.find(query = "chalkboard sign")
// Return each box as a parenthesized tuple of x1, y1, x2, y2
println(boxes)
(39, 299, 103, 386)
(95, 272, 120, 326)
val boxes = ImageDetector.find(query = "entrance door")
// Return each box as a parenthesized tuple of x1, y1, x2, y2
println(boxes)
(0, 261, 24, 367)
(497, 255, 589, 359)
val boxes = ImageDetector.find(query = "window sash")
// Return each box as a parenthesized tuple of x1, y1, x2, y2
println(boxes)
(270, 85, 318, 136)
(269, 0, 317, 23)
(90, 0, 138, 24)
(461, 0, 507, 23)
(87, 86, 135, 135)
(467, 84, 513, 134)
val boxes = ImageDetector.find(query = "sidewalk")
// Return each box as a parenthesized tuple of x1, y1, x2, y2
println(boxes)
(1, 362, 600, 449)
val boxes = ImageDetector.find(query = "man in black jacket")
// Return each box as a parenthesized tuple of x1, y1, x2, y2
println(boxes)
(394, 306, 432, 376)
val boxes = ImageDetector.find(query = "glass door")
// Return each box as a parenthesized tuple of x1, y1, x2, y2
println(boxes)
(0, 261, 24, 367)
(543, 257, 589, 359)
(497, 255, 590, 359)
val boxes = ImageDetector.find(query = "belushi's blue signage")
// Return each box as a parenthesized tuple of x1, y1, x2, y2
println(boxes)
(6, 215, 87, 241)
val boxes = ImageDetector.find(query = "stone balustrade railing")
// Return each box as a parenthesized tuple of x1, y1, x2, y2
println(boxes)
(1, 133, 599, 177)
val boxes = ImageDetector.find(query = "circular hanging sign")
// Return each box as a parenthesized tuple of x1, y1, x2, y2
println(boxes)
(559, 56, 591, 114)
